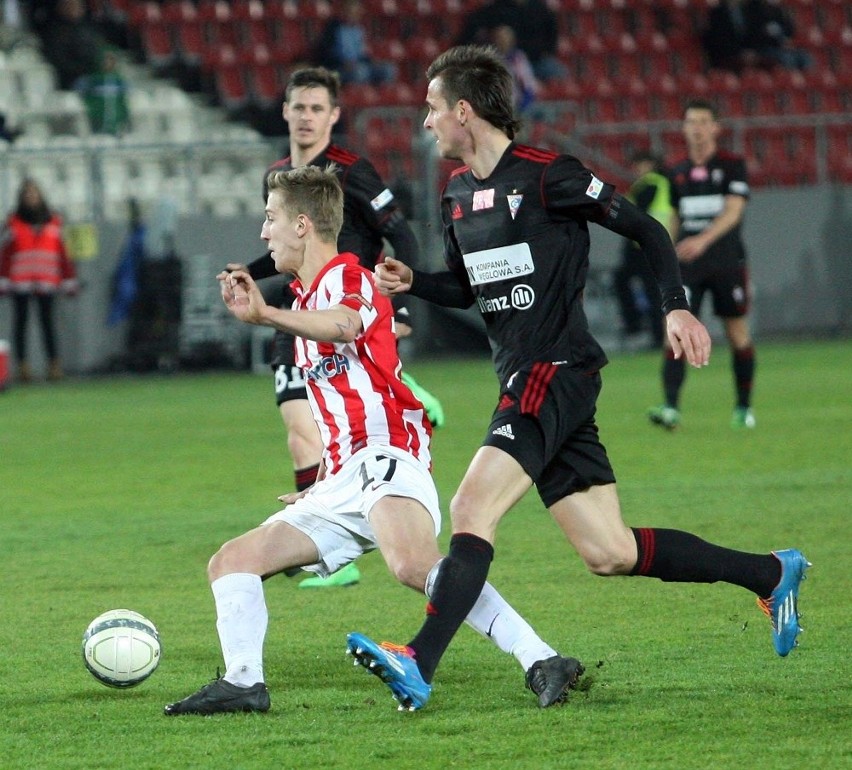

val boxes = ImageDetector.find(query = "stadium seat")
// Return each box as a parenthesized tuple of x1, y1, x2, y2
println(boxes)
(139, 21, 175, 68)
(231, 0, 266, 22)
(128, 0, 162, 26)
(826, 125, 852, 183)
(214, 67, 250, 111)
(174, 20, 205, 66)
(161, 0, 198, 24)
(196, 0, 232, 25)
(739, 69, 778, 117)
(341, 84, 382, 110)
(249, 64, 282, 107)
(242, 17, 276, 49)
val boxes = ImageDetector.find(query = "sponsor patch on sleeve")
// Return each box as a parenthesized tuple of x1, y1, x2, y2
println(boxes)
(370, 188, 394, 211)
(729, 180, 750, 195)
(585, 175, 604, 199)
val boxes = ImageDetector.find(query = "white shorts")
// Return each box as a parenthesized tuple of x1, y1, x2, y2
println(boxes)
(263, 445, 441, 578)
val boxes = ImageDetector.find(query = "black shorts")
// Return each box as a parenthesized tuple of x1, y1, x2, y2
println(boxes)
(682, 264, 750, 319)
(274, 363, 308, 406)
(483, 363, 616, 508)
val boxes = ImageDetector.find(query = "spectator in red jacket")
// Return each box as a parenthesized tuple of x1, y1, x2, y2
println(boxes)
(0, 178, 78, 381)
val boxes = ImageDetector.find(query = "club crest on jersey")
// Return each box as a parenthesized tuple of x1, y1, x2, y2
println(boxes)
(306, 353, 351, 381)
(711, 168, 724, 184)
(473, 189, 495, 211)
(507, 193, 523, 220)
(451, 203, 463, 220)
(585, 175, 604, 199)
(690, 166, 709, 182)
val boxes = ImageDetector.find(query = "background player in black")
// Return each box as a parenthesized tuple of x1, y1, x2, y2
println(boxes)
(227, 67, 443, 587)
(347, 45, 808, 710)
(613, 150, 672, 350)
(648, 99, 756, 431)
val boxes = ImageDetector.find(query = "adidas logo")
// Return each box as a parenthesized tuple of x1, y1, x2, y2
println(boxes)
(491, 424, 515, 440)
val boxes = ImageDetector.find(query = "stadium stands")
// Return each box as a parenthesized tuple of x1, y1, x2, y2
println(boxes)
(1, 0, 849, 224)
(110, 0, 847, 188)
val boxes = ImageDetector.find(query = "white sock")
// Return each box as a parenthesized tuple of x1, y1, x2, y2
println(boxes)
(425, 559, 558, 671)
(211, 572, 267, 686)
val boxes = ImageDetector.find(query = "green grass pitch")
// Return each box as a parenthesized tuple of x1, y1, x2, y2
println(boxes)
(1, 339, 849, 769)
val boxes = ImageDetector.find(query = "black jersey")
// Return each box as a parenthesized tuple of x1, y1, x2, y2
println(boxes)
(668, 150, 749, 278)
(440, 143, 616, 383)
(248, 143, 420, 368)
(250, 143, 420, 283)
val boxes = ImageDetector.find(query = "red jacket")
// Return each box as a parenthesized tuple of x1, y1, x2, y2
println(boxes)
(0, 213, 77, 294)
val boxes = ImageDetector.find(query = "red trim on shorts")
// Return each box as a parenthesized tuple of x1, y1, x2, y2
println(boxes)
(520, 362, 557, 416)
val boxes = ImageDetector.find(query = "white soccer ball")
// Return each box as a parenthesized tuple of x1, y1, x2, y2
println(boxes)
(82, 609, 161, 688)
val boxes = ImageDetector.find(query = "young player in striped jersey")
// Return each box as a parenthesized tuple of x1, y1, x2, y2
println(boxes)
(164, 165, 582, 716)
(235, 67, 443, 588)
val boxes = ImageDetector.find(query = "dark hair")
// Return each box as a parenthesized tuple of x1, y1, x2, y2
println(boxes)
(629, 150, 663, 168)
(284, 67, 341, 107)
(683, 98, 718, 119)
(426, 45, 521, 140)
(15, 178, 52, 225)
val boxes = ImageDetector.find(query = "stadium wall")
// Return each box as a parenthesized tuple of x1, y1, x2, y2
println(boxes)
(0, 184, 849, 377)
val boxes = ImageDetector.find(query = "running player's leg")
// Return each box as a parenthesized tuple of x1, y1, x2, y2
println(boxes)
(549, 483, 807, 655)
(163, 519, 320, 715)
(355, 460, 578, 707)
(714, 265, 755, 427)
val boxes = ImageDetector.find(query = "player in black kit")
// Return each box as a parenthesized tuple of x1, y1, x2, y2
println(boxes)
(228, 68, 443, 588)
(649, 99, 756, 431)
(345, 46, 809, 711)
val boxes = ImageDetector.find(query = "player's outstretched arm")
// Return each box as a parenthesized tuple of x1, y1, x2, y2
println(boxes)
(666, 309, 711, 368)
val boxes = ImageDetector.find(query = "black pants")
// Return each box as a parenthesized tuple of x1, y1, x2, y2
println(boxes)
(12, 293, 57, 362)
(613, 245, 664, 345)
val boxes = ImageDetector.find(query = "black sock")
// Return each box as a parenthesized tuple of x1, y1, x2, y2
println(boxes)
(631, 528, 781, 597)
(408, 533, 494, 683)
(732, 346, 755, 408)
(294, 464, 320, 491)
(662, 352, 685, 408)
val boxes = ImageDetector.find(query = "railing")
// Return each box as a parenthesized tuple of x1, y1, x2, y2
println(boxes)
(0, 136, 278, 224)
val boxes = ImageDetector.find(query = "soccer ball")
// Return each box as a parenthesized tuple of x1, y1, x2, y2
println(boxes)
(82, 609, 161, 688)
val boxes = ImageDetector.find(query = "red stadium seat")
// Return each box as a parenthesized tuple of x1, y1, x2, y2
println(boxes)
(174, 20, 206, 65)
(231, 0, 266, 22)
(196, 0, 232, 24)
(128, 1, 162, 26)
(242, 18, 276, 49)
(215, 67, 250, 111)
(249, 64, 283, 107)
(826, 125, 852, 183)
(161, 0, 198, 24)
(140, 21, 175, 68)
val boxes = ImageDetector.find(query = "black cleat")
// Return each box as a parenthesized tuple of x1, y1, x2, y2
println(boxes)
(525, 655, 585, 708)
(164, 678, 270, 716)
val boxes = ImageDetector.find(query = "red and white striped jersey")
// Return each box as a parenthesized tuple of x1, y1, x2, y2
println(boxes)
(291, 252, 432, 476)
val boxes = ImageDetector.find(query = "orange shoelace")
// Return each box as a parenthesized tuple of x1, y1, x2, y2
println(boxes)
(380, 641, 414, 657)
(756, 596, 775, 625)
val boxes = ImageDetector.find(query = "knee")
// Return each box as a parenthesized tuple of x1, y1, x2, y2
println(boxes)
(385, 556, 429, 592)
(207, 539, 241, 582)
(449, 490, 498, 536)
